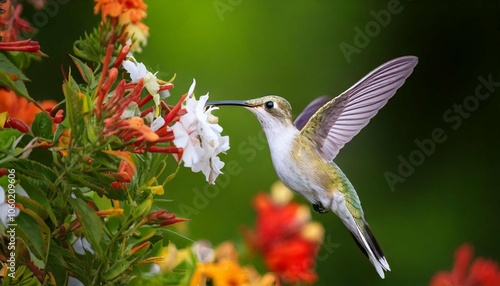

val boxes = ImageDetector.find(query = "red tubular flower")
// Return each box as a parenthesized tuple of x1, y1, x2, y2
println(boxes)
(146, 210, 188, 226)
(0, 39, 40, 53)
(430, 244, 500, 286)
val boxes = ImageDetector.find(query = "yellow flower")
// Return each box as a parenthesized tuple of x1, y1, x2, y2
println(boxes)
(124, 23, 149, 52)
(190, 242, 277, 286)
(190, 261, 249, 286)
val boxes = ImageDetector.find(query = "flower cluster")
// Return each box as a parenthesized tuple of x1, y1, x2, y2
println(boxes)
(430, 244, 500, 286)
(0, 1, 231, 285)
(189, 241, 276, 286)
(244, 182, 325, 284)
(94, 0, 149, 52)
(171, 91, 230, 184)
(0, 1, 41, 52)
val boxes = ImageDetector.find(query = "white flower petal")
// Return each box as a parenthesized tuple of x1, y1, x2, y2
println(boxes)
(136, 62, 148, 79)
(188, 79, 196, 97)
(68, 277, 84, 286)
(174, 86, 230, 184)
(122, 60, 138, 82)
(150, 264, 161, 274)
(73, 237, 94, 255)
(151, 117, 165, 132)
(15, 185, 29, 197)
(159, 89, 170, 99)
(0, 186, 5, 202)
(0, 204, 19, 227)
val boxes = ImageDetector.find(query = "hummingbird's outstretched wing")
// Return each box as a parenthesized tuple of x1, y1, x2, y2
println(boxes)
(300, 56, 418, 161)
(294, 96, 332, 130)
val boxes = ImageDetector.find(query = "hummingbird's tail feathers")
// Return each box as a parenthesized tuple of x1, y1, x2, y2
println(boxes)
(349, 222, 390, 279)
(330, 192, 390, 278)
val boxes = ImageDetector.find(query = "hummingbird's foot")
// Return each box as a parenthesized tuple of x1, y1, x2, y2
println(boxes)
(312, 202, 329, 214)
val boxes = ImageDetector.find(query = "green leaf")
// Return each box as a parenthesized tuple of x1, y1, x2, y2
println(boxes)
(129, 226, 157, 246)
(70, 55, 95, 85)
(16, 211, 48, 261)
(63, 75, 85, 143)
(48, 252, 68, 286)
(4, 50, 41, 71)
(102, 259, 133, 281)
(17, 196, 49, 220)
(31, 112, 53, 140)
(0, 52, 30, 99)
(73, 28, 105, 64)
(18, 178, 57, 224)
(0, 52, 28, 80)
(0, 128, 22, 150)
(68, 197, 104, 256)
(11, 159, 58, 186)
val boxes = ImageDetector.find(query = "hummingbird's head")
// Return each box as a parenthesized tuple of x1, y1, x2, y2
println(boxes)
(206, 95, 294, 129)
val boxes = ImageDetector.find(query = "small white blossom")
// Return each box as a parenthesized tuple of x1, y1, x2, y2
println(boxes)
(122, 57, 160, 106)
(151, 116, 165, 132)
(0, 185, 28, 227)
(72, 236, 94, 255)
(171, 80, 230, 184)
(67, 277, 84, 286)
(159, 89, 170, 99)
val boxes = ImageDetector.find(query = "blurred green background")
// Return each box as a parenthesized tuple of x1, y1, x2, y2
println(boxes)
(24, 1, 500, 285)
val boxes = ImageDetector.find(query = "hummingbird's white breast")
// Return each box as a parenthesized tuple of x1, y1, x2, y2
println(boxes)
(262, 123, 327, 204)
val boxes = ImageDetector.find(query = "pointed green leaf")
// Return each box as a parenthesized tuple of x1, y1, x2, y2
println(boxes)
(0, 52, 29, 80)
(31, 112, 53, 140)
(0, 52, 30, 99)
(70, 55, 94, 85)
(11, 159, 58, 186)
(102, 259, 133, 281)
(17, 196, 49, 220)
(46, 242, 69, 285)
(0, 128, 22, 150)
(63, 75, 85, 143)
(68, 197, 104, 255)
(16, 211, 48, 260)
(18, 178, 57, 223)
(73, 28, 105, 64)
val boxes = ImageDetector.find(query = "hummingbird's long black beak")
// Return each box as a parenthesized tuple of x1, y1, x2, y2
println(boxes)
(205, 100, 251, 107)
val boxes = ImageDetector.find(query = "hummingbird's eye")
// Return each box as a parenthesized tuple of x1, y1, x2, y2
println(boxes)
(265, 101, 274, 109)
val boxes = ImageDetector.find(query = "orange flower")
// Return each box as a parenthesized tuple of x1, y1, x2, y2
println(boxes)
(430, 244, 500, 286)
(0, 89, 56, 126)
(125, 117, 159, 142)
(94, 0, 147, 23)
(189, 241, 277, 286)
(190, 260, 249, 286)
(93, 0, 148, 51)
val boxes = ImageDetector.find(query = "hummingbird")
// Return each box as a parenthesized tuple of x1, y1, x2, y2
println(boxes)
(206, 56, 418, 278)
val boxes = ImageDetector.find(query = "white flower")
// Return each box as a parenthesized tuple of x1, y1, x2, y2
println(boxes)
(171, 80, 230, 184)
(151, 116, 165, 132)
(0, 185, 28, 227)
(122, 57, 160, 106)
(191, 241, 215, 263)
(67, 276, 84, 286)
(72, 236, 94, 255)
